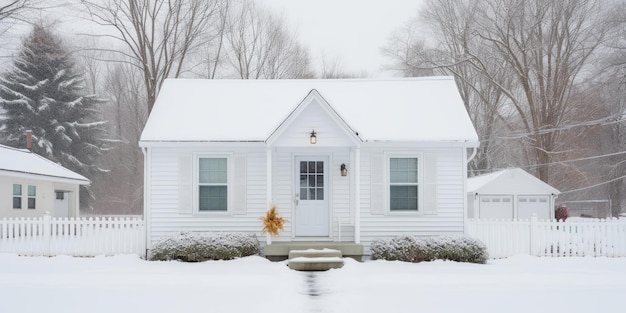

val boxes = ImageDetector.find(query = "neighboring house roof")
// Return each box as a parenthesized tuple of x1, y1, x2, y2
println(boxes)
(468, 168, 560, 195)
(0, 144, 90, 185)
(140, 77, 479, 145)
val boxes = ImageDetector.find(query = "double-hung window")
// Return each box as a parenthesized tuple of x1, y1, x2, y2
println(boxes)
(28, 185, 36, 209)
(198, 158, 228, 211)
(12, 184, 22, 209)
(389, 157, 419, 211)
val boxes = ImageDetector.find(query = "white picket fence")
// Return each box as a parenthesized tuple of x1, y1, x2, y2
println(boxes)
(0, 213, 145, 257)
(467, 216, 626, 259)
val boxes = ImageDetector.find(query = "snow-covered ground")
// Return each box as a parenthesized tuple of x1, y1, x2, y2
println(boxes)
(1, 254, 625, 313)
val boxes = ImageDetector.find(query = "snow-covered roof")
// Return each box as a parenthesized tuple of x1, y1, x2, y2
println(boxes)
(468, 168, 560, 195)
(0, 144, 90, 184)
(140, 77, 479, 144)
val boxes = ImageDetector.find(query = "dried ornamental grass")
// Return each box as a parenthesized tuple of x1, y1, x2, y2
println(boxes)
(260, 206, 286, 236)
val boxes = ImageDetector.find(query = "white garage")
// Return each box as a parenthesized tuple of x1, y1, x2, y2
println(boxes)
(467, 168, 560, 220)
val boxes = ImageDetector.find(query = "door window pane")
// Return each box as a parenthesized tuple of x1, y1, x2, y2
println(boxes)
(299, 161, 324, 200)
(316, 161, 324, 173)
(316, 188, 324, 200)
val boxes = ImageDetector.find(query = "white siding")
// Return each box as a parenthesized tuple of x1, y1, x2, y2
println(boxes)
(269, 148, 352, 242)
(146, 145, 468, 254)
(147, 146, 268, 245)
(144, 92, 469, 253)
(271, 98, 356, 147)
(0, 176, 80, 218)
(271, 149, 293, 238)
(358, 147, 466, 254)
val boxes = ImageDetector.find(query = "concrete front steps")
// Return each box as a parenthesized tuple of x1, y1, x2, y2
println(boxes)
(264, 242, 363, 261)
(287, 248, 344, 271)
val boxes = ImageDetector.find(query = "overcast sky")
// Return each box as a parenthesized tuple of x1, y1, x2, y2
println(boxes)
(258, 0, 424, 77)
(1, 0, 425, 78)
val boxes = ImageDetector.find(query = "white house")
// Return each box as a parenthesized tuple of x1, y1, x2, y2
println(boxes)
(0, 144, 90, 218)
(467, 168, 560, 220)
(139, 77, 479, 256)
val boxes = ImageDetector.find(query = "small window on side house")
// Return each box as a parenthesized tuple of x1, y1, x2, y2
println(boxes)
(198, 158, 228, 211)
(12, 184, 22, 209)
(28, 185, 36, 209)
(389, 157, 419, 211)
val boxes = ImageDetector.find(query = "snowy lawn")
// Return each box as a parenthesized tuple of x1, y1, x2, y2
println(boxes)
(1, 254, 625, 313)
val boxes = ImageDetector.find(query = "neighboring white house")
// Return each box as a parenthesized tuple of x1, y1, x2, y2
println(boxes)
(467, 168, 560, 220)
(0, 144, 90, 218)
(139, 77, 479, 256)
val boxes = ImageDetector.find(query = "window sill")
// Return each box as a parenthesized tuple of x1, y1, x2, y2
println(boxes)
(387, 210, 422, 216)
(194, 210, 231, 216)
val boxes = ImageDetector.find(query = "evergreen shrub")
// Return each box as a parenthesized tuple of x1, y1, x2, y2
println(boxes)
(149, 232, 260, 262)
(370, 235, 488, 264)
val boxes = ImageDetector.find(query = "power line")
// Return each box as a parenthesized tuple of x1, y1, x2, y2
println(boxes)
(480, 113, 626, 143)
(471, 150, 626, 173)
(526, 150, 626, 169)
(560, 174, 626, 195)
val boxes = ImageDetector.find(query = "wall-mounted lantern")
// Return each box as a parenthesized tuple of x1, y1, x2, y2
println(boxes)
(341, 163, 347, 176)
(310, 130, 317, 144)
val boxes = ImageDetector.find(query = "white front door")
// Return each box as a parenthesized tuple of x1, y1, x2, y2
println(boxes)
(295, 157, 329, 237)
(54, 191, 70, 217)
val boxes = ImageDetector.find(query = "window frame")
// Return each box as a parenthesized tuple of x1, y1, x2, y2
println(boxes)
(193, 153, 233, 214)
(27, 185, 36, 209)
(385, 154, 423, 214)
(12, 184, 22, 209)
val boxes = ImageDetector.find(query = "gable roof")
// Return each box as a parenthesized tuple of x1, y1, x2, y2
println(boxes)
(468, 168, 560, 195)
(0, 144, 90, 184)
(265, 89, 362, 145)
(140, 77, 479, 144)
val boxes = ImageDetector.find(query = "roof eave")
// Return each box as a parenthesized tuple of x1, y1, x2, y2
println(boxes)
(0, 169, 90, 185)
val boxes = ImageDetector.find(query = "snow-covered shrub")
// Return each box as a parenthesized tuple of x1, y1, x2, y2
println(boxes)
(149, 232, 260, 262)
(370, 235, 488, 264)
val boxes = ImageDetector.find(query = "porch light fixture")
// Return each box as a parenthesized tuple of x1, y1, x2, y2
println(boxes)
(310, 130, 317, 144)
(341, 164, 347, 176)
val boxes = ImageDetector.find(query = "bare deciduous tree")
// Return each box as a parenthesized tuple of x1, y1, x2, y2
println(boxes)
(0, 0, 29, 21)
(81, 0, 220, 114)
(224, 0, 312, 79)
(384, 0, 512, 175)
(87, 59, 148, 214)
(387, 0, 619, 185)
(468, 0, 616, 183)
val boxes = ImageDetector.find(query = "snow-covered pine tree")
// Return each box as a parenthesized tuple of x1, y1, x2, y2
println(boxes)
(0, 24, 109, 210)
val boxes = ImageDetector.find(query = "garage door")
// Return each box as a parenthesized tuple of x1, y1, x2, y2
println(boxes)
(479, 195, 513, 219)
(518, 195, 550, 220)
